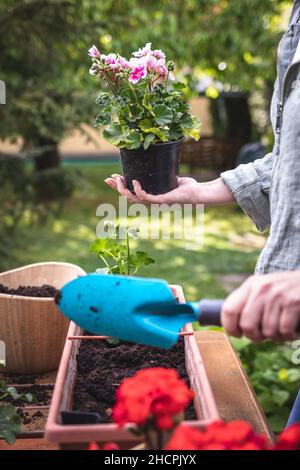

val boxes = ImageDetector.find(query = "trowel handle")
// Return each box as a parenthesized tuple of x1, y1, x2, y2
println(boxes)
(196, 299, 224, 326)
(195, 300, 300, 333)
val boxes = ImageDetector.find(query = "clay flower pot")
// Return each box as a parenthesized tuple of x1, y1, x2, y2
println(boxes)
(0, 262, 86, 374)
(45, 285, 219, 449)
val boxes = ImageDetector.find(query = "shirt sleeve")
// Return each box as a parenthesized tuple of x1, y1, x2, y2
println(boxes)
(220, 152, 273, 232)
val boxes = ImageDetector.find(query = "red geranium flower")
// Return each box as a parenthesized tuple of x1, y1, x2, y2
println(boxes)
(88, 441, 100, 450)
(113, 367, 194, 431)
(103, 442, 120, 451)
(274, 424, 300, 450)
(165, 421, 269, 450)
(88, 441, 119, 451)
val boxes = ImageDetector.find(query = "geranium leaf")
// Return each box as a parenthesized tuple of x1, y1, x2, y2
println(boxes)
(153, 104, 173, 125)
(103, 124, 125, 146)
(0, 405, 22, 445)
(143, 134, 156, 150)
(94, 113, 111, 126)
(125, 131, 143, 149)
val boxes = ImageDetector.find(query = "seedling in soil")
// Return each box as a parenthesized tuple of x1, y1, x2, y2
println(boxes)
(0, 380, 36, 404)
(90, 222, 155, 276)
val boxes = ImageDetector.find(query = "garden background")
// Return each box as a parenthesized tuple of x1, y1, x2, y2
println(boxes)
(0, 0, 299, 432)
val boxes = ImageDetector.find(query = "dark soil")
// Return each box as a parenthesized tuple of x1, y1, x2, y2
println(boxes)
(3, 374, 39, 385)
(73, 338, 197, 422)
(0, 283, 58, 298)
(19, 410, 45, 427)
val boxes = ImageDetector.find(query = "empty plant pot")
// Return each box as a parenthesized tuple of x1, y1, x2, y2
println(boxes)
(0, 262, 86, 374)
(120, 138, 183, 195)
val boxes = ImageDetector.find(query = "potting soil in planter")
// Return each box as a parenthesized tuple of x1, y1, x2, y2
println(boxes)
(73, 337, 197, 422)
(0, 283, 58, 297)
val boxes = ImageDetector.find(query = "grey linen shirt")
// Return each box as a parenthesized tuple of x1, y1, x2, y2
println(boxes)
(221, 1, 300, 274)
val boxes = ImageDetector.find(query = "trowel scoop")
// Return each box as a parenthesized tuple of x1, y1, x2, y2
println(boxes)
(55, 273, 223, 349)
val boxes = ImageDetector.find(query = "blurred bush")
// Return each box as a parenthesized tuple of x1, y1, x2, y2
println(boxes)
(31, 168, 76, 203)
(0, 155, 77, 268)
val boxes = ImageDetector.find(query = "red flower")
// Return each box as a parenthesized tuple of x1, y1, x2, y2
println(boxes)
(113, 368, 194, 431)
(165, 421, 269, 451)
(88, 441, 120, 451)
(88, 441, 100, 450)
(103, 442, 120, 451)
(275, 424, 300, 450)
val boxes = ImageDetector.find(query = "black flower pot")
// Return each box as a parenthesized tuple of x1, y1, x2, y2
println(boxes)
(120, 138, 183, 195)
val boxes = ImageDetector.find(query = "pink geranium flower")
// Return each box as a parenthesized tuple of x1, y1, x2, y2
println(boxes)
(146, 55, 159, 72)
(116, 55, 130, 70)
(128, 64, 147, 84)
(104, 53, 118, 69)
(152, 49, 166, 60)
(156, 60, 168, 78)
(88, 45, 100, 58)
(133, 42, 152, 58)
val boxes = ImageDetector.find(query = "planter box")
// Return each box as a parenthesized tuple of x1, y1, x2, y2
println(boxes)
(45, 285, 219, 449)
(0, 262, 86, 373)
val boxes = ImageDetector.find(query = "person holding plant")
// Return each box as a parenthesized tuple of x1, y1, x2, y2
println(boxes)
(89, 43, 201, 196)
(106, 1, 300, 345)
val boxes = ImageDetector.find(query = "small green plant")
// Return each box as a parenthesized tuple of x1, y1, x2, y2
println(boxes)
(90, 222, 155, 276)
(0, 381, 36, 404)
(0, 380, 36, 445)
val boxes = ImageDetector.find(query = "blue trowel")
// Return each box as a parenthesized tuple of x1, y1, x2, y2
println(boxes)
(55, 273, 223, 349)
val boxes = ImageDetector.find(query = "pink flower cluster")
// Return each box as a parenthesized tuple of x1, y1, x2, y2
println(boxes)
(88, 43, 174, 85)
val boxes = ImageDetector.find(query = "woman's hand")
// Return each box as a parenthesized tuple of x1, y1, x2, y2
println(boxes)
(105, 174, 200, 204)
(104, 174, 235, 205)
(221, 271, 300, 342)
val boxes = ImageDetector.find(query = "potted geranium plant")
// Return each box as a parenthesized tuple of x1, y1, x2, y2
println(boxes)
(88, 42, 201, 194)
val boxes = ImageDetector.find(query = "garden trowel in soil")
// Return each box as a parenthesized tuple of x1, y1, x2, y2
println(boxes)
(55, 273, 224, 349)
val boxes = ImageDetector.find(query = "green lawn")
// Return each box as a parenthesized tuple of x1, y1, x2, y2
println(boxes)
(8, 162, 263, 299)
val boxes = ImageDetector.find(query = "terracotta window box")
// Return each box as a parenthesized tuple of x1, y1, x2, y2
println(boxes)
(45, 285, 219, 449)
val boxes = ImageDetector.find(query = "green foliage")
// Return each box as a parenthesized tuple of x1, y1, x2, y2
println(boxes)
(0, 155, 32, 267)
(0, 0, 98, 150)
(231, 338, 300, 432)
(0, 0, 288, 162)
(31, 168, 77, 204)
(90, 223, 155, 275)
(95, 82, 201, 149)
(0, 381, 36, 404)
(0, 379, 36, 445)
(0, 405, 21, 445)
(0, 155, 78, 269)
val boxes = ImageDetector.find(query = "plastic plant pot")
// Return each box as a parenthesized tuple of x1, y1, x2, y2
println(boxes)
(120, 138, 183, 195)
(45, 285, 220, 450)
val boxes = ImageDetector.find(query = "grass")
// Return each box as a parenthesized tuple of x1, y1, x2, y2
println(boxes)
(7, 162, 264, 299)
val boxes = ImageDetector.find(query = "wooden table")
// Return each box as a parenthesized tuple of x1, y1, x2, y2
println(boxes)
(0, 331, 273, 450)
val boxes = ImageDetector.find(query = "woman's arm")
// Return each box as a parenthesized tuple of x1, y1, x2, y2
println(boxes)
(105, 175, 235, 205)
